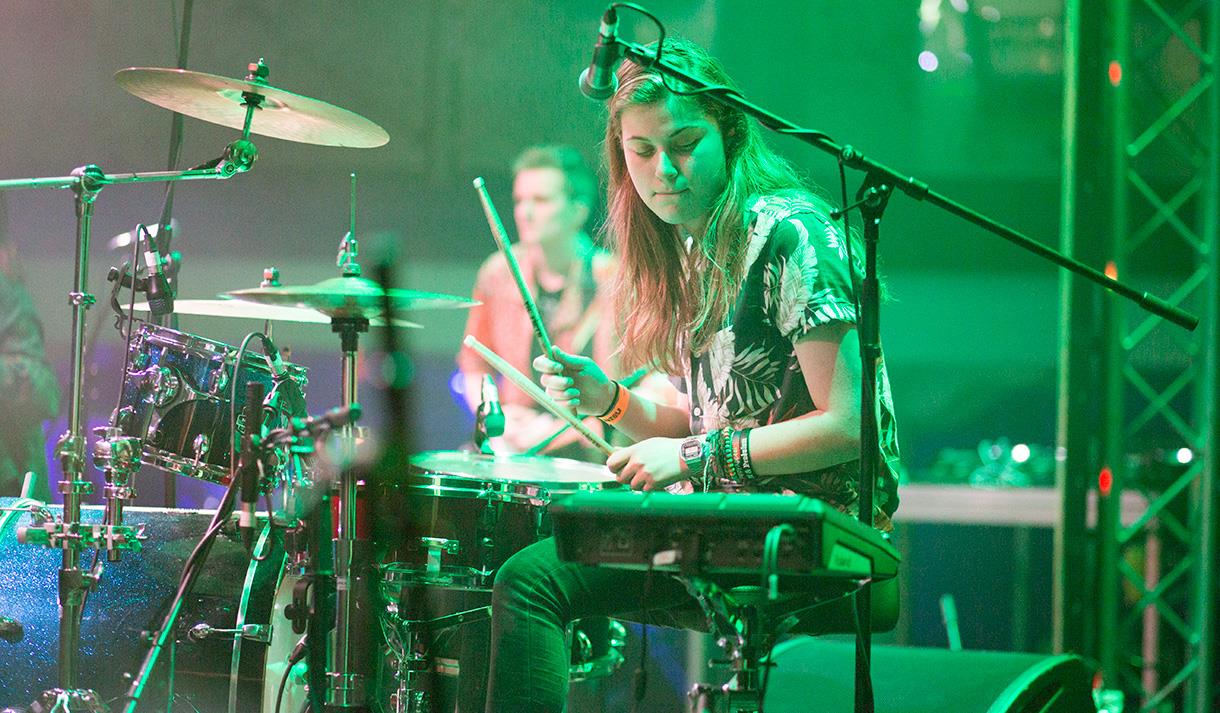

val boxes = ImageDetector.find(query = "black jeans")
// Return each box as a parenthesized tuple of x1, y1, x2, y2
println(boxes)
(484, 537, 694, 712)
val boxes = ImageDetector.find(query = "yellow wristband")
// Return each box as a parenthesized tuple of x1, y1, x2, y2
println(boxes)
(598, 382, 631, 425)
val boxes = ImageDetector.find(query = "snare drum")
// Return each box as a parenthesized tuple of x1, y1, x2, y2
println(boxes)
(111, 323, 308, 488)
(376, 451, 619, 591)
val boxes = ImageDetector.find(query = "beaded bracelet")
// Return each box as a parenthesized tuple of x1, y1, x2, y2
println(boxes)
(597, 381, 631, 425)
(730, 429, 745, 482)
(704, 428, 726, 489)
(720, 428, 738, 482)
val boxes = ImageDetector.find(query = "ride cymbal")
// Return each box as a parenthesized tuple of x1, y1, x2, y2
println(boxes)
(115, 66, 389, 148)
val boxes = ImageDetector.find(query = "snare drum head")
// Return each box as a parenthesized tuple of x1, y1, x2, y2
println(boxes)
(408, 451, 618, 492)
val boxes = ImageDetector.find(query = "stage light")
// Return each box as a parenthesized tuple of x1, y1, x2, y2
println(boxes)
(449, 369, 466, 397)
(919, 50, 940, 72)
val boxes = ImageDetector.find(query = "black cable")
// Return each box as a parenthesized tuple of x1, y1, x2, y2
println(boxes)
(754, 579, 872, 709)
(761, 523, 795, 599)
(109, 224, 146, 419)
(273, 659, 294, 713)
(231, 332, 281, 564)
(125, 467, 241, 711)
(156, 0, 193, 257)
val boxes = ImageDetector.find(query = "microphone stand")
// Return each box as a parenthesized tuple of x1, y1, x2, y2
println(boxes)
(603, 29, 1200, 713)
(0, 66, 264, 709)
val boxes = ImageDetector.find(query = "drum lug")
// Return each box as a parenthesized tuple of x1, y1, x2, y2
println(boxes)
(211, 357, 230, 394)
(191, 434, 211, 465)
(419, 537, 459, 578)
(151, 367, 179, 408)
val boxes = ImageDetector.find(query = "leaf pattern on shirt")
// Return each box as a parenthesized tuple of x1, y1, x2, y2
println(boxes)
(706, 328, 736, 393)
(775, 224, 821, 338)
(683, 192, 902, 523)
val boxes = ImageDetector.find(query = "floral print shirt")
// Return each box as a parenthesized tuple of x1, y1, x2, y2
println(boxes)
(684, 193, 900, 527)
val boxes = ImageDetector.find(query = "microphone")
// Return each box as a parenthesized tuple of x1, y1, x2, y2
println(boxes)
(289, 403, 363, 439)
(141, 231, 175, 317)
(479, 374, 505, 438)
(262, 336, 290, 380)
(238, 381, 267, 551)
(578, 6, 622, 100)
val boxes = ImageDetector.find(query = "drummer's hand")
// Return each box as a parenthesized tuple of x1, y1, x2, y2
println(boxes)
(607, 437, 686, 491)
(532, 347, 616, 416)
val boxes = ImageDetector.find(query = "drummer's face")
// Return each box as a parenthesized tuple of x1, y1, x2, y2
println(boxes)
(512, 167, 588, 248)
(620, 95, 727, 238)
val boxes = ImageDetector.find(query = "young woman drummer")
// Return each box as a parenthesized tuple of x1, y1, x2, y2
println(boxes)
(483, 38, 901, 711)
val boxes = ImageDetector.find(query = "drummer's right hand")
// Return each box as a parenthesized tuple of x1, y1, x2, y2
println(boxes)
(533, 347, 616, 417)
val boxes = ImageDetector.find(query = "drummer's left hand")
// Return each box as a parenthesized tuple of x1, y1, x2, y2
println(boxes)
(607, 437, 685, 491)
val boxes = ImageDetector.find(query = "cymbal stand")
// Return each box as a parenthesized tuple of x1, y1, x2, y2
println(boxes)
(326, 224, 377, 710)
(0, 65, 262, 707)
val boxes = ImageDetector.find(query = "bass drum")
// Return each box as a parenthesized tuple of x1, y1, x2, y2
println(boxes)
(0, 498, 287, 713)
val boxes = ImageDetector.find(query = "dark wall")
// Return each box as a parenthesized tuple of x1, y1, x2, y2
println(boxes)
(1, 2, 1073, 482)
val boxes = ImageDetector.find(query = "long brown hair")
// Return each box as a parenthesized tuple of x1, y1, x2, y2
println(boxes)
(604, 39, 807, 374)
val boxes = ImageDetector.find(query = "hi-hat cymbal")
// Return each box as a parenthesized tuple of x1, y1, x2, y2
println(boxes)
(132, 298, 422, 328)
(115, 67, 389, 148)
(224, 276, 477, 318)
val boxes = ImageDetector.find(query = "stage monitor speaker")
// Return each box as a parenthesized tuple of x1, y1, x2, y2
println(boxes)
(764, 638, 1096, 713)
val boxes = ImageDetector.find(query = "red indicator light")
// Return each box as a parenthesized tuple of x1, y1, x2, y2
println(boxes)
(1099, 466, 1113, 496)
(1108, 61, 1122, 86)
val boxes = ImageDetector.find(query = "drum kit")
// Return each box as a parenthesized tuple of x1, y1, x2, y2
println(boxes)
(0, 59, 626, 713)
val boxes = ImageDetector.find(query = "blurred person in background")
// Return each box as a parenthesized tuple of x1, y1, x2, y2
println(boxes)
(0, 195, 60, 501)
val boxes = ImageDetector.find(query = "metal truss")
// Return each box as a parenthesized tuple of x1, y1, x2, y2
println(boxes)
(1062, 0, 1218, 711)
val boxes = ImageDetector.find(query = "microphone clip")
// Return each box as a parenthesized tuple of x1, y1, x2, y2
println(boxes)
(474, 374, 505, 454)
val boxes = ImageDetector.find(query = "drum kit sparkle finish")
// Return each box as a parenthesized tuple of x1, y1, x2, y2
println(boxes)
(0, 60, 625, 713)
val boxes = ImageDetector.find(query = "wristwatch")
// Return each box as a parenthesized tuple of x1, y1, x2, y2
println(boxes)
(679, 435, 706, 478)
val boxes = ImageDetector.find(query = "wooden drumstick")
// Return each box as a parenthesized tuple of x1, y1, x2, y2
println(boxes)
(523, 367, 650, 456)
(463, 335, 614, 456)
(472, 176, 554, 357)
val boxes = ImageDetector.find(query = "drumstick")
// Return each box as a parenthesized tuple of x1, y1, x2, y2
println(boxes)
(463, 335, 614, 456)
(523, 366, 650, 456)
(471, 177, 554, 357)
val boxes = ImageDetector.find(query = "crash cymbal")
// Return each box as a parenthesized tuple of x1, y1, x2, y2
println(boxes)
(114, 66, 389, 148)
(132, 298, 422, 328)
(224, 276, 476, 318)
